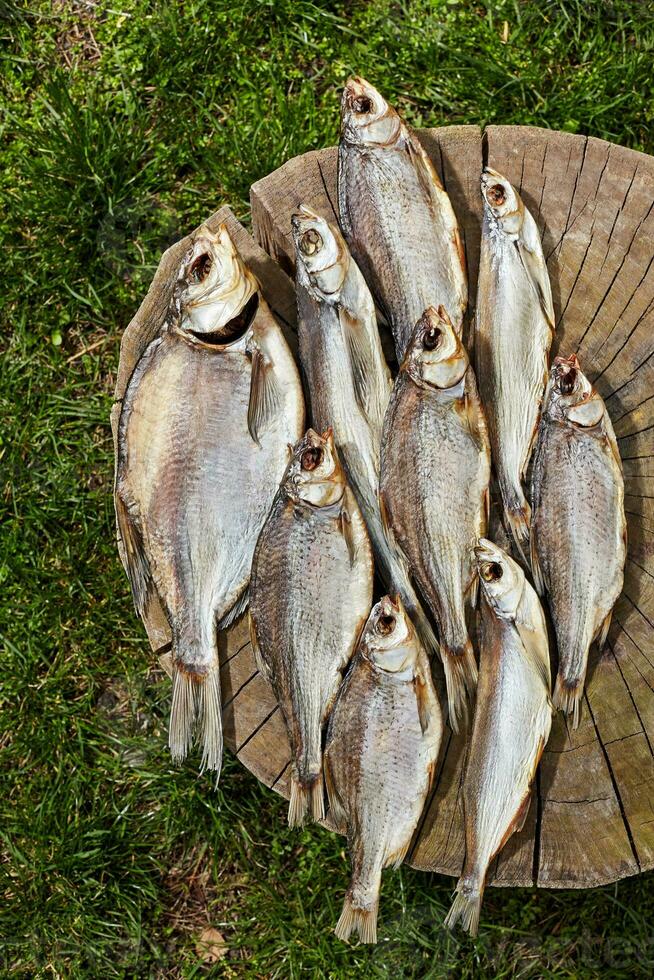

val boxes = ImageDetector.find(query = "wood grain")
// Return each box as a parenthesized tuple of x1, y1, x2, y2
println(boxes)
(115, 126, 654, 890)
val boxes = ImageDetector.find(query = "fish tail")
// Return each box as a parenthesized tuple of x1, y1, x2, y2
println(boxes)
(441, 639, 478, 734)
(553, 673, 583, 730)
(288, 772, 325, 828)
(334, 895, 379, 945)
(444, 881, 483, 937)
(169, 661, 223, 779)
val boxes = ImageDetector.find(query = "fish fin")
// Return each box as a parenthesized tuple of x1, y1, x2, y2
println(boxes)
(218, 589, 249, 630)
(515, 214, 555, 331)
(515, 616, 550, 693)
(288, 773, 325, 827)
(466, 570, 480, 610)
(334, 896, 379, 945)
(339, 504, 357, 568)
(529, 530, 546, 596)
(553, 674, 583, 730)
(249, 612, 272, 685)
(339, 307, 379, 426)
(597, 610, 613, 651)
(504, 499, 531, 551)
(169, 662, 223, 779)
(115, 489, 153, 618)
(602, 410, 624, 474)
(441, 641, 478, 734)
(414, 666, 436, 738)
(386, 839, 412, 871)
(159, 651, 174, 679)
(247, 343, 281, 446)
(444, 884, 482, 937)
(324, 756, 348, 830)
(512, 790, 532, 837)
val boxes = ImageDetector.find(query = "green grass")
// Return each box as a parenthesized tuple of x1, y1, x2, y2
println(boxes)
(2, 0, 654, 975)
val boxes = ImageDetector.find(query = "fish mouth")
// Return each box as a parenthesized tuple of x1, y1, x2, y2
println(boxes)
(189, 292, 259, 346)
(343, 76, 377, 115)
(474, 538, 500, 563)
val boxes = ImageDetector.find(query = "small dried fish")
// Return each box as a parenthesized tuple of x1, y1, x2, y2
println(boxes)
(115, 225, 305, 778)
(292, 206, 439, 660)
(324, 595, 442, 944)
(530, 354, 626, 727)
(380, 307, 490, 731)
(445, 539, 552, 937)
(338, 76, 467, 360)
(476, 168, 555, 549)
(249, 428, 373, 826)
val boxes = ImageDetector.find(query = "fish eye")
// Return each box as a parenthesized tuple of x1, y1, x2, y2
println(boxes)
(481, 561, 503, 582)
(352, 95, 373, 114)
(559, 368, 577, 395)
(487, 183, 507, 207)
(300, 447, 323, 471)
(189, 252, 213, 283)
(423, 327, 441, 351)
(300, 228, 323, 256)
(375, 613, 396, 636)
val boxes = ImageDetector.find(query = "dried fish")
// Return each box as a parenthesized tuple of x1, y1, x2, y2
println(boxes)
(115, 224, 305, 779)
(445, 539, 552, 936)
(338, 76, 467, 360)
(292, 206, 439, 660)
(249, 428, 373, 826)
(325, 595, 442, 944)
(380, 307, 490, 730)
(476, 168, 555, 549)
(530, 354, 626, 727)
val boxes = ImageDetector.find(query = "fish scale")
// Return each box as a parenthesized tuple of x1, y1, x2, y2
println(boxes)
(530, 357, 625, 726)
(325, 596, 442, 944)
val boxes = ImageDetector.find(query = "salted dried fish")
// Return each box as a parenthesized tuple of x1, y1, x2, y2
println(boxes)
(476, 167, 555, 548)
(380, 307, 490, 730)
(249, 428, 373, 826)
(530, 354, 626, 727)
(115, 224, 305, 779)
(324, 595, 442, 944)
(445, 539, 552, 936)
(338, 76, 466, 360)
(292, 206, 439, 660)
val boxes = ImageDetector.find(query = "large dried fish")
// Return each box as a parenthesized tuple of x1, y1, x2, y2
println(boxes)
(115, 225, 305, 778)
(249, 428, 373, 826)
(476, 168, 555, 548)
(324, 595, 442, 944)
(380, 306, 490, 731)
(530, 354, 626, 727)
(338, 76, 467, 360)
(445, 539, 552, 937)
(292, 206, 439, 660)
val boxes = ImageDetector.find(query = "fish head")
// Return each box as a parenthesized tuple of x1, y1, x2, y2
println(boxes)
(285, 427, 346, 507)
(475, 538, 524, 619)
(403, 306, 468, 389)
(361, 595, 418, 674)
(481, 168, 524, 238)
(174, 224, 259, 346)
(340, 76, 402, 147)
(545, 354, 605, 428)
(291, 205, 347, 299)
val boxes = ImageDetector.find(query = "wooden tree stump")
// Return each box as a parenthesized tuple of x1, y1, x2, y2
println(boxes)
(113, 126, 654, 890)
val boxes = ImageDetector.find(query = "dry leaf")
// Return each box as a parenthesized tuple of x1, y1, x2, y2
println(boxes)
(196, 927, 228, 963)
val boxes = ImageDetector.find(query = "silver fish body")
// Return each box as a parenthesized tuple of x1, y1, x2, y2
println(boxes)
(445, 540, 552, 936)
(249, 429, 373, 827)
(380, 307, 490, 731)
(475, 168, 555, 548)
(338, 77, 466, 361)
(116, 225, 305, 778)
(325, 595, 442, 944)
(292, 206, 439, 660)
(530, 354, 626, 727)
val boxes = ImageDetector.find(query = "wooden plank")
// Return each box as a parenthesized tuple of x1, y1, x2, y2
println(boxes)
(115, 125, 654, 890)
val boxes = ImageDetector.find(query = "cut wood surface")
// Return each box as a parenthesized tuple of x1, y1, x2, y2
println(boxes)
(114, 126, 654, 890)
